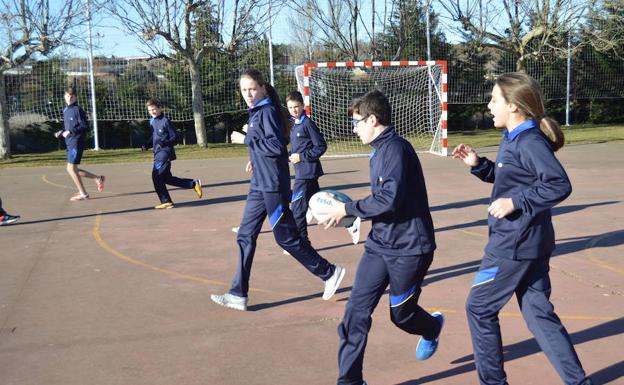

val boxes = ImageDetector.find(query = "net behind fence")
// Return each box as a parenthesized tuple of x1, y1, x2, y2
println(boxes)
(296, 62, 446, 157)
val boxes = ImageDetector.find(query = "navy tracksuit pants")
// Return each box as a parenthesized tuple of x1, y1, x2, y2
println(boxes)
(230, 189, 335, 298)
(466, 253, 590, 385)
(337, 250, 439, 385)
(291, 178, 320, 242)
(152, 161, 194, 204)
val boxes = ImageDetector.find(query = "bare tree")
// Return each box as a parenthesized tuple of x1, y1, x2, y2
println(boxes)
(107, 0, 279, 147)
(0, 0, 86, 159)
(582, 0, 624, 57)
(289, 0, 366, 60)
(437, 0, 593, 71)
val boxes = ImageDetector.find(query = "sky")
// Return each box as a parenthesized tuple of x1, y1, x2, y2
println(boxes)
(86, 4, 294, 58)
(82, 1, 457, 58)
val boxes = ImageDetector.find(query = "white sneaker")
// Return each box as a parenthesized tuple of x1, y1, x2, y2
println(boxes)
(283, 249, 291, 255)
(323, 265, 346, 300)
(306, 208, 314, 224)
(210, 292, 248, 311)
(346, 217, 361, 245)
(232, 226, 239, 233)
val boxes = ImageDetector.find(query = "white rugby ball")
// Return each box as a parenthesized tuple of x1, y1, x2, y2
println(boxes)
(309, 189, 356, 228)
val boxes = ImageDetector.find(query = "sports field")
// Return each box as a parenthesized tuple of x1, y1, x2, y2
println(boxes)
(0, 141, 622, 385)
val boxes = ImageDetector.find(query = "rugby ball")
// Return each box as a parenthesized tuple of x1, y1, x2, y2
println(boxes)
(309, 190, 356, 228)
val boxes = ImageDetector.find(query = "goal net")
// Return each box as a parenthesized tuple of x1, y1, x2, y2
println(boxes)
(295, 61, 447, 157)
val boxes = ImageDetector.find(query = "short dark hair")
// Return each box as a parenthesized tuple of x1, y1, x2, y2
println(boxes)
(286, 91, 304, 104)
(65, 87, 77, 96)
(349, 89, 391, 126)
(145, 99, 161, 108)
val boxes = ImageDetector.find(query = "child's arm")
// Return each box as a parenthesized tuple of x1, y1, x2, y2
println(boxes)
(345, 143, 407, 219)
(244, 108, 285, 156)
(509, 136, 572, 217)
(159, 118, 178, 148)
(300, 120, 327, 161)
(453, 143, 495, 183)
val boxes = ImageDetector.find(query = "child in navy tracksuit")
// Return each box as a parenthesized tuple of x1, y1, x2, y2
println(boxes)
(286, 91, 327, 243)
(56, 87, 105, 201)
(210, 69, 345, 311)
(321, 90, 443, 385)
(453, 73, 593, 385)
(144, 99, 202, 209)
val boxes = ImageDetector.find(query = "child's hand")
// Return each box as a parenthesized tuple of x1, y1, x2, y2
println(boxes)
(54, 130, 63, 138)
(245, 160, 253, 173)
(289, 153, 301, 164)
(242, 124, 248, 133)
(452, 143, 479, 167)
(317, 192, 347, 229)
(231, 131, 246, 144)
(62, 130, 70, 138)
(488, 198, 514, 219)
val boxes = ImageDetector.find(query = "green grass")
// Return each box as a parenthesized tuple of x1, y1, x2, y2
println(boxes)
(447, 123, 624, 149)
(1, 124, 623, 168)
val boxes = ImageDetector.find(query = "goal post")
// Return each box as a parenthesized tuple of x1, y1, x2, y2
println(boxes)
(295, 61, 448, 157)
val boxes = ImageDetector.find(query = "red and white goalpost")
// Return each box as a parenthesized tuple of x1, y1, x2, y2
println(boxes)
(295, 60, 448, 157)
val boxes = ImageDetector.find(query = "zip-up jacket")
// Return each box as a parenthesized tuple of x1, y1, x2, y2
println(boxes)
(62, 103, 88, 149)
(344, 126, 436, 256)
(470, 119, 572, 260)
(244, 99, 290, 193)
(145, 113, 177, 163)
(289, 113, 326, 179)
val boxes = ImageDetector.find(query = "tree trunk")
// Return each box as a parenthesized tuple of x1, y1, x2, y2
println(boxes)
(0, 73, 11, 159)
(188, 61, 207, 147)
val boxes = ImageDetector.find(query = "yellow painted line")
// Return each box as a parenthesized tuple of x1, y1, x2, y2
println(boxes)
(92, 213, 300, 297)
(458, 229, 486, 238)
(92, 214, 619, 319)
(586, 231, 624, 275)
(42, 174, 116, 194)
(42, 174, 73, 190)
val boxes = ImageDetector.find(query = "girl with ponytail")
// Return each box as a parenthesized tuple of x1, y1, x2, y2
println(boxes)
(452, 72, 593, 385)
(211, 69, 345, 311)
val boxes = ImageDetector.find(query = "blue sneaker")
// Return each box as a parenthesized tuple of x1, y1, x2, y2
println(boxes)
(416, 311, 444, 360)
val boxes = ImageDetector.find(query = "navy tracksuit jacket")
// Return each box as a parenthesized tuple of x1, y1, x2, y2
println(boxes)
(466, 120, 590, 385)
(337, 127, 439, 385)
(229, 99, 334, 298)
(146, 113, 193, 204)
(63, 103, 88, 164)
(289, 113, 327, 241)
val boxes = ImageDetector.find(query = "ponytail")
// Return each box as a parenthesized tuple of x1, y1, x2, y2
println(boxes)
(538, 116, 565, 152)
(264, 83, 291, 140)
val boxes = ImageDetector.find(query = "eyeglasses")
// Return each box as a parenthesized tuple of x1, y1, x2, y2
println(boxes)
(351, 115, 369, 127)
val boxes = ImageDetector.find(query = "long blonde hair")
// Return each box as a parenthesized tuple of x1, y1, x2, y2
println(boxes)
(496, 73, 564, 151)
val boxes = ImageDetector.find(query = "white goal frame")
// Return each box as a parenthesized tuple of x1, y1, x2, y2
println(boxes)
(296, 60, 448, 157)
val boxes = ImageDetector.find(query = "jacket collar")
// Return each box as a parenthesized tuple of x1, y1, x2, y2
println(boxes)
(503, 119, 537, 141)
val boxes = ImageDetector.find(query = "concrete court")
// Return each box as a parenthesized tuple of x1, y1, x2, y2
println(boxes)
(0, 141, 622, 385)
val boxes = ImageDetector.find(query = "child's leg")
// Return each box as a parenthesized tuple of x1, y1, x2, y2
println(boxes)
(152, 161, 173, 203)
(0, 197, 5, 215)
(337, 250, 388, 385)
(77, 168, 98, 180)
(466, 254, 533, 385)
(265, 191, 334, 281)
(291, 179, 319, 241)
(230, 190, 267, 298)
(163, 164, 194, 189)
(66, 163, 87, 195)
(516, 258, 589, 385)
(386, 252, 439, 338)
